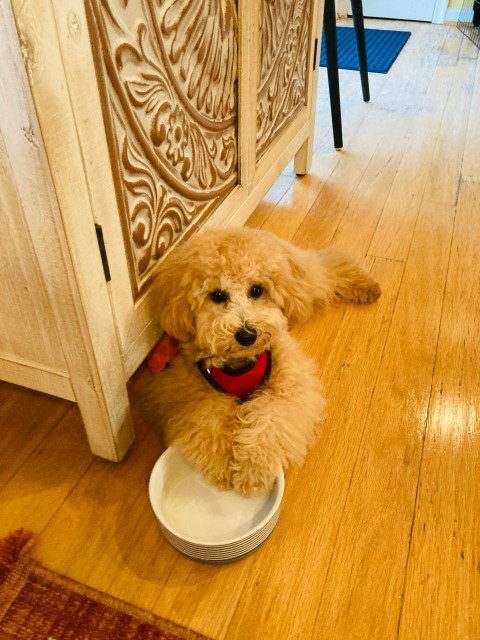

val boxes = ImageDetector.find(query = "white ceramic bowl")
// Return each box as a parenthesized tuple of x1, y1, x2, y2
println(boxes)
(149, 447, 284, 563)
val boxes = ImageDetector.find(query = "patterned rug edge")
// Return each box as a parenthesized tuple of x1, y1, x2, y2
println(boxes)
(0, 529, 211, 640)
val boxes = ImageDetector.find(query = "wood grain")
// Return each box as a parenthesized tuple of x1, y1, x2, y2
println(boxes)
(1, 18, 479, 640)
(312, 198, 456, 639)
(398, 181, 480, 640)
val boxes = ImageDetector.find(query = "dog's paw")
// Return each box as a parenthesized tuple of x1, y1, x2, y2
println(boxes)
(231, 462, 278, 498)
(355, 278, 381, 304)
(202, 465, 234, 492)
(335, 272, 381, 305)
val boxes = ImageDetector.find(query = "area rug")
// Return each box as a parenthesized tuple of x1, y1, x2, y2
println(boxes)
(0, 530, 211, 640)
(320, 26, 411, 73)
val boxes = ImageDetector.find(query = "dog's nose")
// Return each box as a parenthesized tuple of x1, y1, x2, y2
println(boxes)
(235, 326, 257, 347)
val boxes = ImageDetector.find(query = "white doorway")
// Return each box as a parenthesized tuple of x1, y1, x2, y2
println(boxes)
(337, 0, 448, 24)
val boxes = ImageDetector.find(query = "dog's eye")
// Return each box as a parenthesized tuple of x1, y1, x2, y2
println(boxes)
(209, 289, 229, 304)
(249, 285, 264, 299)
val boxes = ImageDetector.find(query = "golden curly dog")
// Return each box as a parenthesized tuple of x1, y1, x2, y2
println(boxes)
(145, 227, 380, 497)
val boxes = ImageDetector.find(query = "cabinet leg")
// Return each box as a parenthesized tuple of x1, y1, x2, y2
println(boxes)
(73, 376, 135, 462)
(294, 137, 312, 176)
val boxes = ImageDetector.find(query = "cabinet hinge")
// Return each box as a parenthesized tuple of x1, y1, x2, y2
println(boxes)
(95, 223, 111, 282)
(313, 37, 319, 70)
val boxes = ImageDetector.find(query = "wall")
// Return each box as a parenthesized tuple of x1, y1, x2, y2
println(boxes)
(446, 0, 470, 22)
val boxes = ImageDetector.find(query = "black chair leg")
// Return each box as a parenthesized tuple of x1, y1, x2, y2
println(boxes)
(323, 0, 343, 149)
(350, 0, 370, 102)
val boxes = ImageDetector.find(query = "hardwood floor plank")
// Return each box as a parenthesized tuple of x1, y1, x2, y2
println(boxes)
(281, 24, 448, 255)
(291, 113, 398, 250)
(305, 109, 406, 258)
(372, 23, 447, 116)
(461, 46, 480, 182)
(246, 164, 297, 229)
(314, 64, 387, 154)
(311, 199, 455, 639)
(0, 384, 71, 490)
(0, 403, 92, 537)
(422, 37, 477, 206)
(33, 405, 171, 590)
(152, 557, 254, 640)
(100, 476, 182, 613)
(225, 258, 403, 640)
(398, 181, 480, 640)
(368, 62, 456, 260)
(252, 150, 341, 241)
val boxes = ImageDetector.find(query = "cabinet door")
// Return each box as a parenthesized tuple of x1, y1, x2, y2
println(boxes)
(257, 0, 314, 160)
(83, 0, 321, 375)
(85, 0, 239, 291)
(82, 0, 241, 371)
(11, 0, 322, 379)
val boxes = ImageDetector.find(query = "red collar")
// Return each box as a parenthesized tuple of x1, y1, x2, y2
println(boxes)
(198, 351, 271, 400)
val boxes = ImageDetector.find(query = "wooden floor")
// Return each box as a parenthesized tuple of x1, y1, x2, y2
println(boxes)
(1, 19, 479, 640)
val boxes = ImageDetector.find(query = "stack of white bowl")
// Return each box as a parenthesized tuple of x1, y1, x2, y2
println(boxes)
(149, 448, 284, 563)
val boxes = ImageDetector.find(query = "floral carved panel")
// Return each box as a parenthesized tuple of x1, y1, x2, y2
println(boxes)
(85, 0, 238, 293)
(257, 0, 311, 160)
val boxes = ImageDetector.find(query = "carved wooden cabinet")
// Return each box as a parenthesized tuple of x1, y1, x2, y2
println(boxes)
(1, 0, 324, 461)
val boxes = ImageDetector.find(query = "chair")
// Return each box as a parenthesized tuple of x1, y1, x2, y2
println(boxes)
(323, 0, 369, 149)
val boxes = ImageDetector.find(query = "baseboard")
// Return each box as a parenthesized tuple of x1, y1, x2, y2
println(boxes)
(334, 4, 465, 28)
(444, 7, 463, 24)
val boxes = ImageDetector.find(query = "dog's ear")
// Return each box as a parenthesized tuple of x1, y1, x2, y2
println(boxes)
(272, 240, 332, 326)
(272, 238, 381, 326)
(151, 247, 196, 342)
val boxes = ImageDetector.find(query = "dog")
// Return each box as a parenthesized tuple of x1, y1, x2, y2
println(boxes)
(144, 227, 380, 497)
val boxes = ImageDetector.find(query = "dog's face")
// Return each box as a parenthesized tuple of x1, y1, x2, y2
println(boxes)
(153, 228, 316, 368)
(187, 268, 288, 368)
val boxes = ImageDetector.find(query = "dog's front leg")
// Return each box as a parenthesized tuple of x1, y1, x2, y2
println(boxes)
(230, 395, 320, 497)
(173, 431, 236, 492)
(163, 399, 238, 492)
(231, 445, 280, 498)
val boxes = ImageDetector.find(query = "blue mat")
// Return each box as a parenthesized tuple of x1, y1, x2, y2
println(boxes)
(320, 27, 411, 74)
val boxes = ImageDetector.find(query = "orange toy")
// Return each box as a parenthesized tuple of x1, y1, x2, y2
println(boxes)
(147, 334, 179, 373)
